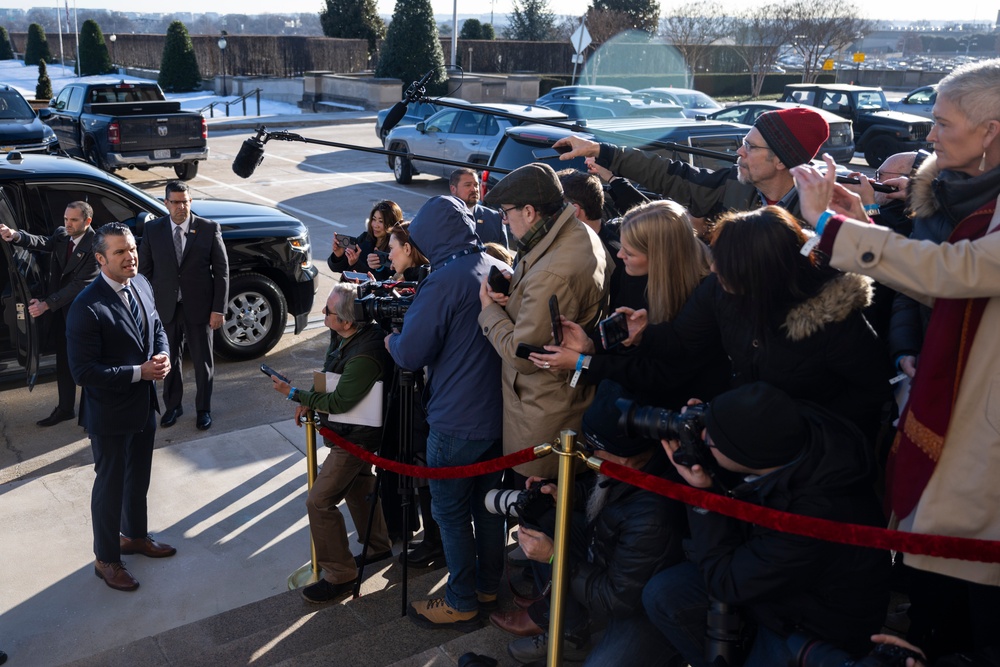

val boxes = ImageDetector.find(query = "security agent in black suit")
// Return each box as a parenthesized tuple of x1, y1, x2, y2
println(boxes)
(0, 202, 99, 426)
(66, 222, 176, 592)
(138, 181, 229, 431)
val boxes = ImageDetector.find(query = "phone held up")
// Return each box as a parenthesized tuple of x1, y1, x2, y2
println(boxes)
(488, 265, 511, 296)
(598, 311, 629, 349)
(260, 364, 290, 384)
(335, 233, 358, 250)
(515, 343, 549, 360)
(549, 294, 562, 347)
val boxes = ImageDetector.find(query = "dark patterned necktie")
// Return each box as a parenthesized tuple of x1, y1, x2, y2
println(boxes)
(173, 225, 184, 265)
(123, 285, 145, 342)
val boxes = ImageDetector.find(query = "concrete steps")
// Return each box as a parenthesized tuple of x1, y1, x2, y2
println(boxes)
(61, 559, 526, 667)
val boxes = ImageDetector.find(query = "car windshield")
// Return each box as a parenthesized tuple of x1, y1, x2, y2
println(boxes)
(855, 91, 888, 111)
(675, 92, 719, 109)
(0, 90, 36, 120)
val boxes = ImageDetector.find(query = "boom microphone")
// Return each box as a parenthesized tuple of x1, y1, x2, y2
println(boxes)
(232, 129, 267, 178)
(382, 69, 438, 136)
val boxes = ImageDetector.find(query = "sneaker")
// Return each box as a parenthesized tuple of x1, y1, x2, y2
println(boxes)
(508, 632, 589, 664)
(400, 539, 445, 568)
(407, 598, 482, 632)
(300, 578, 356, 604)
(477, 591, 499, 613)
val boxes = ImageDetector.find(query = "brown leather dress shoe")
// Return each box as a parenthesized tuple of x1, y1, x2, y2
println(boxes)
(120, 535, 177, 558)
(489, 608, 544, 637)
(94, 560, 139, 591)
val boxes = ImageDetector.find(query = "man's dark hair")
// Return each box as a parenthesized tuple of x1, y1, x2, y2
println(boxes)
(557, 169, 604, 221)
(67, 200, 94, 220)
(165, 180, 190, 198)
(449, 168, 479, 189)
(93, 221, 133, 255)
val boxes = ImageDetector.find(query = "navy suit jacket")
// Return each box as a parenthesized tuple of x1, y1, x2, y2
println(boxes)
(66, 273, 168, 436)
(471, 203, 508, 248)
(137, 214, 229, 324)
(13, 226, 99, 313)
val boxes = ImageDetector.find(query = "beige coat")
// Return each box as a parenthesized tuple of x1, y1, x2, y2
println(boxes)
(478, 205, 612, 477)
(828, 206, 1000, 585)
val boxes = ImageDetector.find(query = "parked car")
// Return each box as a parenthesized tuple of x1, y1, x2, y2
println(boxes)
(888, 84, 936, 120)
(535, 94, 685, 121)
(535, 85, 632, 106)
(0, 153, 318, 385)
(482, 116, 751, 195)
(0, 84, 59, 155)
(384, 103, 567, 184)
(374, 96, 466, 143)
(778, 83, 932, 167)
(43, 80, 207, 180)
(707, 101, 856, 164)
(632, 87, 723, 118)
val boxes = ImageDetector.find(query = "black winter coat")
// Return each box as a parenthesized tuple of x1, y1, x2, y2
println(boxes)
(327, 230, 392, 279)
(689, 403, 891, 655)
(569, 455, 686, 623)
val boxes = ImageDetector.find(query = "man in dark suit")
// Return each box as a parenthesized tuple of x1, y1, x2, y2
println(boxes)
(449, 169, 508, 248)
(138, 181, 229, 431)
(67, 222, 175, 592)
(0, 202, 100, 426)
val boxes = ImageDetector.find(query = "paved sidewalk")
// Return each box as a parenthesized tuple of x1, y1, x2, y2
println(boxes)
(204, 110, 377, 132)
(0, 420, 371, 667)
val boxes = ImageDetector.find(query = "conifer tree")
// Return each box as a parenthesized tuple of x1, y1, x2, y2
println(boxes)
(78, 19, 114, 76)
(158, 21, 202, 93)
(24, 23, 53, 67)
(320, 0, 386, 54)
(36, 59, 52, 100)
(375, 0, 448, 96)
(0, 27, 15, 60)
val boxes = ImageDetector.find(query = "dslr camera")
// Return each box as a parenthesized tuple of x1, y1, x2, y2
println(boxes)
(484, 480, 555, 534)
(353, 279, 417, 328)
(617, 398, 714, 471)
(787, 634, 925, 667)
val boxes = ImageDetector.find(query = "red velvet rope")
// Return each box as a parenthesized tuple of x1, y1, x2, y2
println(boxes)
(318, 426, 538, 478)
(317, 425, 1000, 563)
(599, 460, 1000, 563)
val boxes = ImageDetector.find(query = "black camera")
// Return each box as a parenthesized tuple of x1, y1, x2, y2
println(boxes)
(484, 480, 555, 533)
(787, 634, 925, 667)
(616, 399, 714, 470)
(353, 279, 417, 328)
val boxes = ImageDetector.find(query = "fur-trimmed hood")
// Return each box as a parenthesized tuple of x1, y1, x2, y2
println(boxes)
(783, 272, 874, 341)
(909, 153, 1000, 223)
(908, 153, 941, 220)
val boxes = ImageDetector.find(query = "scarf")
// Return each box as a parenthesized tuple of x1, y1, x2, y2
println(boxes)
(886, 199, 997, 519)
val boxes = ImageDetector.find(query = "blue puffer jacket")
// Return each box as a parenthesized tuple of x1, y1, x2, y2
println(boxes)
(387, 196, 506, 440)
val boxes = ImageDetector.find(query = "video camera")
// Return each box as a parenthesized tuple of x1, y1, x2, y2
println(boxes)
(353, 279, 418, 329)
(616, 399, 715, 471)
(787, 634, 925, 667)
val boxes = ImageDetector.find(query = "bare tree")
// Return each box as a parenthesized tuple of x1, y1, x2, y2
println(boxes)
(585, 9, 641, 43)
(786, 0, 873, 83)
(659, 2, 730, 86)
(730, 2, 794, 99)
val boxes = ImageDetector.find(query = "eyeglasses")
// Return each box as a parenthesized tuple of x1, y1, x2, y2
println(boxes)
(741, 139, 770, 153)
(499, 205, 522, 221)
(322, 306, 332, 316)
(166, 198, 191, 206)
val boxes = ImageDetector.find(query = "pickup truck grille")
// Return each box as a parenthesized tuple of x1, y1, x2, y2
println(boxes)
(117, 116, 205, 150)
(911, 122, 933, 140)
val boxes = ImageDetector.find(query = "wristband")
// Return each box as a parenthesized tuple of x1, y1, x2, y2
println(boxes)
(815, 209, 835, 235)
(863, 203, 880, 215)
(287, 386, 297, 401)
(570, 354, 585, 388)
(548, 553, 554, 565)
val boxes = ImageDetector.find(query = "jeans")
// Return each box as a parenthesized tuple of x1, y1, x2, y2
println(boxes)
(426, 429, 505, 613)
(643, 560, 795, 667)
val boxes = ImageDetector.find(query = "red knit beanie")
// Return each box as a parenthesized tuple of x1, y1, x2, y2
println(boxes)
(753, 108, 830, 168)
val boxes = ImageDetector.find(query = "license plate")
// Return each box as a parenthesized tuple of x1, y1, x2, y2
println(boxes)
(154, 149, 171, 159)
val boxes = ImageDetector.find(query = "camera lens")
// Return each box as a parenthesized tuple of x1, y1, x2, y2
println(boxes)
(484, 489, 522, 517)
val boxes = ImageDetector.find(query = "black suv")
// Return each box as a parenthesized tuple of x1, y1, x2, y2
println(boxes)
(483, 117, 749, 194)
(1, 153, 317, 387)
(778, 83, 932, 167)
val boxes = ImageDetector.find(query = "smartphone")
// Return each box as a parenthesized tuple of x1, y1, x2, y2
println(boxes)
(342, 270, 369, 282)
(335, 233, 358, 249)
(598, 311, 629, 349)
(372, 248, 390, 265)
(488, 265, 510, 295)
(548, 294, 562, 346)
(532, 148, 562, 160)
(516, 343, 549, 360)
(260, 364, 290, 384)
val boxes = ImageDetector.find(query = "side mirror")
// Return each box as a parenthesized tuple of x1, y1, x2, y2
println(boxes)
(37, 108, 52, 120)
(416, 121, 426, 133)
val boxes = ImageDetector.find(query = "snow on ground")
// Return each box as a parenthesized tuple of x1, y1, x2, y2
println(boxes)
(0, 58, 304, 116)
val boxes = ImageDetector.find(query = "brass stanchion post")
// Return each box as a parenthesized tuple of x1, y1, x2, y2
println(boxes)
(547, 429, 578, 667)
(288, 410, 321, 589)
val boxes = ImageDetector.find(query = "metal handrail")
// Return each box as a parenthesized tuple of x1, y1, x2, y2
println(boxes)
(199, 88, 263, 118)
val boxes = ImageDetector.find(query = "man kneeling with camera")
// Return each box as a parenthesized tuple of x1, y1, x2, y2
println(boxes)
(644, 382, 891, 667)
(496, 380, 687, 666)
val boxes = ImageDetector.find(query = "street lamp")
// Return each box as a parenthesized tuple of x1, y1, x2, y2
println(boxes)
(218, 34, 228, 97)
(108, 34, 116, 72)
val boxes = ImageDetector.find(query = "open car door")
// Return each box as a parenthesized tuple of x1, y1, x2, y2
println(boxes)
(0, 188, 40, 389)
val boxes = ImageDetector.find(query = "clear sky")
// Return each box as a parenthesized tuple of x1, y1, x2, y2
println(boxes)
(2, 0, 991, 25)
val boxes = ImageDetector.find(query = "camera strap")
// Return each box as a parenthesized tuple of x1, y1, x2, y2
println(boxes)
(435, 245, 482, 271)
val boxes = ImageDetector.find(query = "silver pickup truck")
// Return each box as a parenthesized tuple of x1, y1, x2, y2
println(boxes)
(41, 81, 207, 180)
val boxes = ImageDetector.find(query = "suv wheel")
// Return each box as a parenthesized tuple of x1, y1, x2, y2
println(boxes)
(863, 136, 898, 168)
(214, 272, 288, 360)
(392, 148, 413, 184)
(174, 161, 199, 181)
